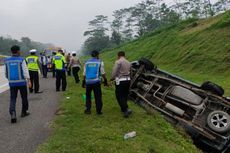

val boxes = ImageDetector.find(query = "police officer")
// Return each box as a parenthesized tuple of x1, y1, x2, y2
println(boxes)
(40, 52, 48, 78)
(53, 49, 67, 91)
(69, 51, 81, 83)
(66, 53, 71, 76)
(111, 51, 132, 118)
(51, 52, 56, 78)
(26, 49, 42, 93)
(4, 45, 31, 123)
(82, 50, 108, 115)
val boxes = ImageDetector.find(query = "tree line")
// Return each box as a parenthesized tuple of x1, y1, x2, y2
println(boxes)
(82, 0, 230, 54)
(0, 36, 53, 56)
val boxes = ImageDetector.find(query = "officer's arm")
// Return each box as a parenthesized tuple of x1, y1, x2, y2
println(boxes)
(69, 58, 73, 68)
(4, 64, 8, 78)
(100, 62, 108, 86)
(22, 60, 30, 80)
(25, 58, 28, 65)
(111, 61, 120, 81)
(62, 56, 67, 67)
(82, 64, 86, 88)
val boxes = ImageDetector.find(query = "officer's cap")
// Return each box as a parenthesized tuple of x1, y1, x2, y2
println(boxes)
(72, 51, 76, 55)
(29, 49, 37, 53)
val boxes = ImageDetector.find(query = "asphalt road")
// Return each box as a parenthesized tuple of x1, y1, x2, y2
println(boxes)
(0, 73, 60, 153)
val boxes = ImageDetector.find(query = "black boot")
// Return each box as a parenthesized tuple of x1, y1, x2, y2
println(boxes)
(11, 111, 17, 123)
(21, 111, 30, 117)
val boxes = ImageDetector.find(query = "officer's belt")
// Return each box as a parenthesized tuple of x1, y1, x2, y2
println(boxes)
(118, 77, 130, 81)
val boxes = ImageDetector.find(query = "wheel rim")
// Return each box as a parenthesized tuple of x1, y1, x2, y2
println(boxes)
(211, 113, 228, 128)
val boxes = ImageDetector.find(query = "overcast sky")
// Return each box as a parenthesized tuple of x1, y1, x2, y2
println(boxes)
(0, 0, 216, 51)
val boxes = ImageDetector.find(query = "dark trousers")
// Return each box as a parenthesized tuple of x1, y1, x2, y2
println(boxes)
(72, 67, 80, 83)
(86, 83, 102, 113)
(115, 81, 130, 112)
(67, 63, 71, 76)
(56, 70, 67, 91)
(42, 65, 47, 78)
(10, 86, 29, 114)
(52, 64, 55, 77)
(29, 70, 39, 93)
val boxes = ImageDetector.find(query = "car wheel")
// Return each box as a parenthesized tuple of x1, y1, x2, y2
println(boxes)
(138, 58, 156, 71)
(207, 110, 230, 133)
(201, 81, 224, 96)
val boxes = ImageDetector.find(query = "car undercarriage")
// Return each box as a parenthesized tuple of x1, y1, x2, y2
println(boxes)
(129, 58, 230, 153)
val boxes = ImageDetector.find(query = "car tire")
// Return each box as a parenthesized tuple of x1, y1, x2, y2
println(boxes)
(207, 110, 230, 133)
(138, 58, 156, 71)
(201, 81, 224, 96)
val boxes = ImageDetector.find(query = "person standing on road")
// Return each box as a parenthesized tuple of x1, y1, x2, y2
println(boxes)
(26, 49, 42, 94)
(66, 53, 71, 76)
(69, 51, 81, 83)
(40, 52, 48, 78)
(51, 52, 56, 78)
(53, 49, 67, 91)
(4, 45, 31, 123)
(111, 51, 132, 118)
(82, 50, 108, 115)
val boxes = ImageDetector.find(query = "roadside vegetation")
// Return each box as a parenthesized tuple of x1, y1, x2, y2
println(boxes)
(37, 76, 201, 153)
(38, 11, 229, 153)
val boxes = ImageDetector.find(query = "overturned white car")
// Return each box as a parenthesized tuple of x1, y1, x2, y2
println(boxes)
(129, 58, 230, 153)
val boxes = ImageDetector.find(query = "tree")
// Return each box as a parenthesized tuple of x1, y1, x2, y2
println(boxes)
(111, 30, 122, 45)
(111, 10, 124, 33)
(83, 15, 110, 54)
(122, 7, 135, 41)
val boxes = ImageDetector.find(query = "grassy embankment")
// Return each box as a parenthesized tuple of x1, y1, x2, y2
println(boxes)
(37, 11, 230, 153)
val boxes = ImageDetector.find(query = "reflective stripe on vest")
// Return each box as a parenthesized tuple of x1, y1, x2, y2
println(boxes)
(85, 59, 101, 84)
(26, 56, 39, 71)
(5, 57, 26, 87)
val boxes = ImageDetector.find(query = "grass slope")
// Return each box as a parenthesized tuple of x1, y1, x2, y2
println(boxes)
(37, 77, 200, 153)
(101, 10, 230, 95)
(38, 11, 230, 153)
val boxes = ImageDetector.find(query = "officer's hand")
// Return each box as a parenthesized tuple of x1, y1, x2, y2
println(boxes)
(28, 80, 32, 88)
(82, 79, 86, 88)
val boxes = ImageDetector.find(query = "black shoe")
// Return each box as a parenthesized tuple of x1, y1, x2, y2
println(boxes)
(127, 109, 132, 115)
(21, 112, 30, 117)
(123, 111, 129, 118)
(56, 89, 60, 92)
(11, 112, 17, 123)
(35, 91, 43, 94)
(97, 112, 103, 115)
(84, 110, 91, 114)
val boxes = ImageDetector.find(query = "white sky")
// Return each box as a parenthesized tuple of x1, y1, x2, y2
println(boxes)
(0, 0, 217, 51)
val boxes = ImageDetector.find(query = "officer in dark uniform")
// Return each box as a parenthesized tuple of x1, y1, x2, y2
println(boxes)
(111, 51, 132, 118)
(51, 52, 56, 77)
(26, 49, 42, 93)
(4, 45, 31, 123)
(82, 50, 108, 115)
(53, 50, 67, 91)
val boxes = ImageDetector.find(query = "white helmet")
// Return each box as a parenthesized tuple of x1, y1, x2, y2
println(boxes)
(71, 51, 76, 55)
(29, 49, 37, 53)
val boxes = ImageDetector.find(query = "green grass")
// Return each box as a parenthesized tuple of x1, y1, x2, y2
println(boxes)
(38, 11, 230, 153)
(37, 76, 201, 153)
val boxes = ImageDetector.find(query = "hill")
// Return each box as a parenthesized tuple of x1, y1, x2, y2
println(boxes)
(102, 10, 230, 95)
